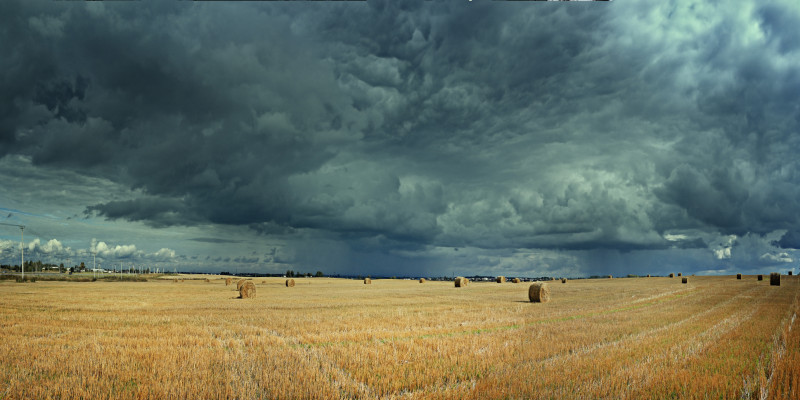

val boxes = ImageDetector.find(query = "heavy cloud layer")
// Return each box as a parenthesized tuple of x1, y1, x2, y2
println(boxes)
(2, 0, 799, 275)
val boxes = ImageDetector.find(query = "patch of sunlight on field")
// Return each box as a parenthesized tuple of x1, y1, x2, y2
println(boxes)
(1, 275, 798, 399)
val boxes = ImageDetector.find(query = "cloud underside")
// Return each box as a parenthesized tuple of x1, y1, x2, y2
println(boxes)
(2, 0, 800, 272)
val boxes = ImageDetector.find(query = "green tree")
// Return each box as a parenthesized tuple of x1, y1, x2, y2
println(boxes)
(315, 271, 323, 277)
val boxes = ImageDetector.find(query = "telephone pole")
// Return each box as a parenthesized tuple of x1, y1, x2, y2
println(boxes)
(0, 223, 25, 280)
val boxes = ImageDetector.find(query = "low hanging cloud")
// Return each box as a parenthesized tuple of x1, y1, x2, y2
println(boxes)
(149, 248, 176, 262)
(91, 239, 137, 259)
(2, 0, 800, 275)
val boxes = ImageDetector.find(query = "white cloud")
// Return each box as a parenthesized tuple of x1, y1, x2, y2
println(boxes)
(664, 234, 688, 241)
(714, 247, 732, 260)
(148, 248, 176, 261)
(91, 239, 138, 258)
(759, 252, 793, 263)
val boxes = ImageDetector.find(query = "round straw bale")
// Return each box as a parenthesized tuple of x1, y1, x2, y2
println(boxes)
(225, 278, 232, 286)
(681, 277, 688, 284)
(496, 276, 506, 283)
(173, 279, 178, 283)
(561, 278, 567, 284)
(239, 281, 256, 298)
(454, 277, 468, 287)
(607, 275, 613, 279)
(419, 278, 426, 283)
(262, 280, 266, 284)
(236, 279, 246, 291)
(669, 273, 674, 278)
(789, 271, 793, 276)
(737, 273, 742, 280)
(770, 272, 780, 286)
(677, 273, 682, 277)
(512, 278, 521, 283)
(758, 274, 763, 281)
(364, 278, 371, 284)
(647, 274, 651, 277)
(205, 278, 211, 283)
(286, 278, 295, 287)
(528, 282, 550, 303)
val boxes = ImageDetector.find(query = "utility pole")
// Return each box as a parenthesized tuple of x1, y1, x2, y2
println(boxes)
(0, 223, 25, 280)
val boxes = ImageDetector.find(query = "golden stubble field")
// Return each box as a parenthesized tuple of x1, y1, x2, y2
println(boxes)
(1, 274, 798, 399)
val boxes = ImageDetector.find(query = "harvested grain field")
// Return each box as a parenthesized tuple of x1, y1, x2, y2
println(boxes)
(1, 275, 798, 399)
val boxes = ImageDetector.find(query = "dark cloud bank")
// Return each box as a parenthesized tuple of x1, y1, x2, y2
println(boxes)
(2, 0, 800, 276)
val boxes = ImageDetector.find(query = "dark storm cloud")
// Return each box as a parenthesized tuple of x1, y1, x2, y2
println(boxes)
(3, 0, 800, 276)
(188, 238, 243, 244)
(85, 197, 200, 228)
(776, 231, 800, 249)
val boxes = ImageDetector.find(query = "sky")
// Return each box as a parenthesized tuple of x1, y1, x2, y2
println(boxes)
(1, 0, 799, 278)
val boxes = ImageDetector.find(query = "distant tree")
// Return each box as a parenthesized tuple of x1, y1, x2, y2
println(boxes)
(79, 262, 86, 272)
(315, 271, 323, 277)
(305, 272, 311, 278)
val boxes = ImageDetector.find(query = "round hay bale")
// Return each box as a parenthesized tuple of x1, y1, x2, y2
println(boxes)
(646, 274, 651, 277)
(419, 278, 426, 283)
(758, 274, 763, 281)
(512, 278, 521, 283)
(236, 279, 246, 291)
(454, 277, 468, 287)
(528, 282, 550, 303)
(561, 278, 567, 284)
(225, 278, 232, 286)
(239, 281, 256, 298)
(737, 273, 742, 280)
(789, 271, 793, 276)
(669, 273, 674, 278)
(681, 277, 688, 284)
(677, 273, 682, 277)
(286, 278, 295, 287)
(496, 276, 506, 283)
(205, 278, 211, 283)
(261, 280, 266, 284)
(364, 278, 372, 285)
(607, 275, 613, 279)
(173, 279, 178, 283)
(770, 272, 781, 286)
